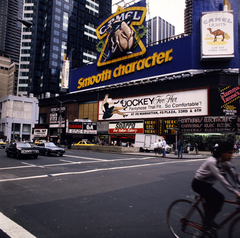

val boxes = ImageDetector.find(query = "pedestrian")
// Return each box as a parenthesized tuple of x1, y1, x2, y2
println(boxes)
(158, 139, 162, 156)
(234, 143, 237, 153)
(195, 142, 199, 154)
(187, 142, 191, 153)
(153, 140, 158, 156)
(191, 141, 240, 228)
(177, 139, 183, 158)
(162, 138, 166, 157)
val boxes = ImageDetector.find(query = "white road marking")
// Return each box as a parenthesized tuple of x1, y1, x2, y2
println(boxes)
(0, 212, 36, 238)
(66, 155, 107, 161)
(0, 159, 206, 183)
(0, 156, 154, 171)
(21, 162, 45, 168)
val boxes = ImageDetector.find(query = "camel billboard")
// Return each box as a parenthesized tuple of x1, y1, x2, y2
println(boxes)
(201, 10, 234, 60)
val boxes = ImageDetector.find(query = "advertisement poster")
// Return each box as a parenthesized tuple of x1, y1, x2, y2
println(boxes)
(98, 89, 208, 120)
(201, 11, 234, 60)
(220, 85, 240, 115)
(49, 106, 66, 128)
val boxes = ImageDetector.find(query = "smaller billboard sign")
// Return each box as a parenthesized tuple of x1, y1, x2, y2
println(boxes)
(201, 11, 234, 60)
(179, 116, 236, 133)
(109, 121, 143, 134)
(34, 129, 48, 137)
(66, 121, 97, 134)
(220, 85, 240, 114)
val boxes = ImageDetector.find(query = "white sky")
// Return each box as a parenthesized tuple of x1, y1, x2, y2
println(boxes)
(112, 0, 185, 34)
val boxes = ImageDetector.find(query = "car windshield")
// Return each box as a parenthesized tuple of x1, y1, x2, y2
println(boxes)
(16, 143, 31, 148)
(45, 142, 57, 147)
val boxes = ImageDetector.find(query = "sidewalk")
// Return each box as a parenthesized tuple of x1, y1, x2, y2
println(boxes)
(125, 150, 240, 159)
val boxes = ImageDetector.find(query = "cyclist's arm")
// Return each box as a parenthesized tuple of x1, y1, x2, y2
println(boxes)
(208, 160, 240, 196)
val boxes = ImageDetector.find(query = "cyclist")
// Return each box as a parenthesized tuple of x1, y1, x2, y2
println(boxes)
(191, 141, 240, 228)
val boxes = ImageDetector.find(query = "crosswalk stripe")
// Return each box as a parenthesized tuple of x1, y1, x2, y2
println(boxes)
(0, 213, 36, 238)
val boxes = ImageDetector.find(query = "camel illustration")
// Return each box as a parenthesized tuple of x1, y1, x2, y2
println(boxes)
(207, 28, 225, 42)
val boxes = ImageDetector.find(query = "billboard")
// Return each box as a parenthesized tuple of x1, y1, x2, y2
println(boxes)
(201, 11, 234, 60)
(96, 0, 147, 67)
(98, 88, 208, 121)
(49, 106, 66, 128)
(70, 1, 238, 94)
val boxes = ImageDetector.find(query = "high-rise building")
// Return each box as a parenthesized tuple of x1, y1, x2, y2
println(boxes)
(0, 55, 19, 98)
(146, 16, 175, 46)
(28, 0, 112, 98)
(0, 0, 24, 63)
(184, 0, 193, 35)
(17, 0, 34, 96)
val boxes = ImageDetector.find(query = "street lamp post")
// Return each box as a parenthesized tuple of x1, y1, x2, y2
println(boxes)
(53, 99, 76, 146)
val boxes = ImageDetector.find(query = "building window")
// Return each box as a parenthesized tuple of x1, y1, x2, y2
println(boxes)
(23, 124, 31, 132)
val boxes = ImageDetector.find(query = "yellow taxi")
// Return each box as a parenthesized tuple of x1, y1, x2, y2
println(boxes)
(73, 141, 96, 146)
(0, 139, 7, 148)
(34, 140, 47, 145)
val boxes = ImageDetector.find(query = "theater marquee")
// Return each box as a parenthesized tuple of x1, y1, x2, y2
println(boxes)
(98, 88, 208, 120)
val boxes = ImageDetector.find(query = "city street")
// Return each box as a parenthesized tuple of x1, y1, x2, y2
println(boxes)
(0, 148, 240, 238)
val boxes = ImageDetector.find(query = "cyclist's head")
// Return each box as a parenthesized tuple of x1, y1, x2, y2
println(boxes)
(213, 141, 234, 159)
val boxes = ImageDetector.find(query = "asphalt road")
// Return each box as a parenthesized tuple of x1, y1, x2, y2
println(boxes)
(0, 148, 240, 238)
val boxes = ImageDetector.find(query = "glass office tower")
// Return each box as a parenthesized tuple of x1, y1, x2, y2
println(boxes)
(0, 0, 24, 63)
(28, 0, 111, 98)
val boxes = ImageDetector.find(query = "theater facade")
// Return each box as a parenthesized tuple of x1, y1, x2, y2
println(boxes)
(38, 0, 239, 151)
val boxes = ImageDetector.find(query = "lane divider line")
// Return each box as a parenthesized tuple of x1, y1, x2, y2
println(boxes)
(0, 159, 206, 183)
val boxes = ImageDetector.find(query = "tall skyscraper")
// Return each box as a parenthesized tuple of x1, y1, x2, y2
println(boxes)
(0, 0, 24, 63)
(18, 0, 34, 96)
(28, 0, 112, 98)
(184, 0, 192, 35)
(146, 16, 175, 46)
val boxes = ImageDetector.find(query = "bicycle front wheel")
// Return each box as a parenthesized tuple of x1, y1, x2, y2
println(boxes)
(229, 216, 240, 238)
(167, 199, 204, 238)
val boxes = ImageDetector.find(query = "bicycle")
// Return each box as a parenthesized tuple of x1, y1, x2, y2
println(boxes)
(167, 195, 240, 238)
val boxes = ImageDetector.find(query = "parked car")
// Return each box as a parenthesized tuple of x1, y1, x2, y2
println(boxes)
(0, 139, 6, 148)
(6, 142, 39, 159)
(35, 142, 65, 156)
(73, 141, 96, 146)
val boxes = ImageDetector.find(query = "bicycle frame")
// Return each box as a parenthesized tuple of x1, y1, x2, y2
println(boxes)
(181, 196, 205, 232)
(218, 199, 240, 227)
(182, 196, 240, 231)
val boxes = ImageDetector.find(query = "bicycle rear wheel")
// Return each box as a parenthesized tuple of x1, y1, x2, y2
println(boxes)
(167, 199, 204, 238)
(228, 216, 240, 238)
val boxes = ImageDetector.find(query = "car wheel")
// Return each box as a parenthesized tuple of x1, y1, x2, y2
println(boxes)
(34, 155, 38, 159)
(44, 150, 49, 156)
(59, 153, 63, 157)
(6, 152, 10, 157)
(16, 153, 21, 159)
